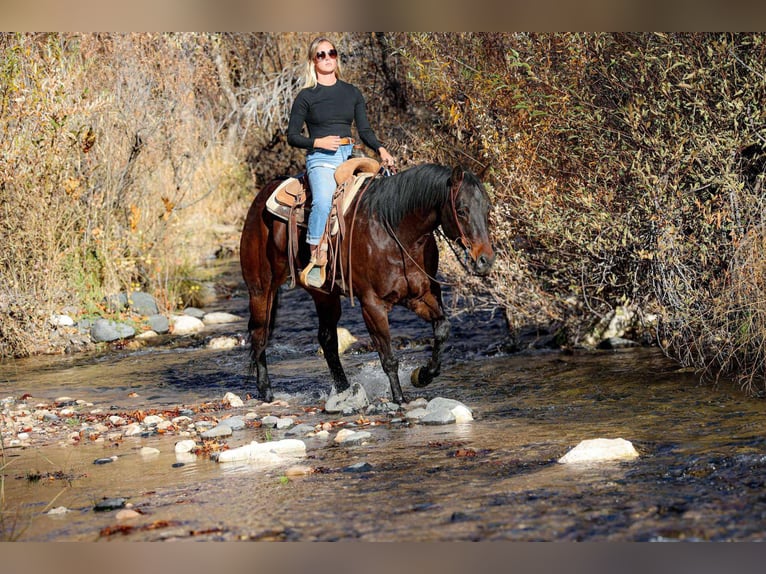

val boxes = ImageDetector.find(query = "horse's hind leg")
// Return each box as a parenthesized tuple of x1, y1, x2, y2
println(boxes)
(246, 286, 279, 402)
(311, 292, 350, 393)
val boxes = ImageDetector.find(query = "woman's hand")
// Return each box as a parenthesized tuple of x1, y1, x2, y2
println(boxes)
(378, 147, 395, 167)
(314, 135, 344, 151)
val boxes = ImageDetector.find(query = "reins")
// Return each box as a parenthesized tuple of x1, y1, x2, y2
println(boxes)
(345, 165, 389, 305)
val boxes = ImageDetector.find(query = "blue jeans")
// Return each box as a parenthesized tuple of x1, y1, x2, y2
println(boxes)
(305, 145, 353, 245)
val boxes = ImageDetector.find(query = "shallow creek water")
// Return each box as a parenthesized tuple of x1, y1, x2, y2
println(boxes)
(3, 262, 766, 541)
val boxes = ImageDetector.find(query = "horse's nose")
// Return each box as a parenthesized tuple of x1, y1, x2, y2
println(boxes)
(474, 253, 495, 276)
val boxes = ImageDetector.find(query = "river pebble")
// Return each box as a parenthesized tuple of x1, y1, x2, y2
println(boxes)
(202, 311, 242, 325)
(47, 506, 71, 516)
(139, 446, 160, 457)
(558, 438, 639, 464)
(285, 423, 316, 437)
(174, 439, 197, 453)
(344, 461, 373, 473)
(217, 416, 243, 430)
(200, 424, 233, 439)
(115, 509, 142, 521)
(334, 429, 373, 446)
(171, 315, 205, 335)
(261, 415, 279, 428)
(94, 498, 127, 512)
(223, 392, 244, 407)
(276, 417, 294, 430)
(324, 382, 370, 413)
(215, 439, 307, 464)
(142, 415, 164, 426)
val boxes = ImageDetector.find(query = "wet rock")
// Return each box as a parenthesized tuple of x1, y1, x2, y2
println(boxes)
(276, 417, 294, 430)
(94, 498, 127, 512)
(47, 506, 71, 516)
(142, 415, 164, 426)
(147, 314, 170, 334)
(91, 319, 136, 342)
(334, 429, 372, 446)
(223, 392, 244, 407)
(200, 424, 233, 439)
(116, 509, 141, 521)
(405, 408, 428, 421)
(220, 416, 245, 431)
(215, 439, 306, 464)
(202, 311, 242, 325)
(408, 398, 474, 425)
(171, 314, 205, 335)
(123, 423, 143, 437)
(208, 336, 240, 350)
(183, 307, 206, 319)
(344, 461, 373, 473)
(261, 415, 279, 428)
(174, 439, 197, 453)
(285, 423, 316, 437)
(94, 457, 116, 465)
(421, 410, 456, 425)
(337, 327, 358, 354)
(55, 396, 77, 407)
(285, 465, 313, 477)
(558, 438, 639, 464)
(139, 446, 160, 457)
(324, 382, 369, 414)
(126, 292, 159, 316)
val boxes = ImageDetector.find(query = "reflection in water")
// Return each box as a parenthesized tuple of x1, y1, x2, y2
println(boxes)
(3, 273, 766, 541)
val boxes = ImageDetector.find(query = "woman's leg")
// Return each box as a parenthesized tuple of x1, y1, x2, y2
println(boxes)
(305, 163, 337, 248)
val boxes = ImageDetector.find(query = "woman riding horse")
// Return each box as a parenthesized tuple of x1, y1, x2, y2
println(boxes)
(240, 161, 495, 405)
(287, 36, 394, 288)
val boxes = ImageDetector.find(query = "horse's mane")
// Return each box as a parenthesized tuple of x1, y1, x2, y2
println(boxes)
(361, 164, 454, 228)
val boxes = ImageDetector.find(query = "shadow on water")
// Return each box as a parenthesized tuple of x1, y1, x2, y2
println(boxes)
(3, 260, 766, 541)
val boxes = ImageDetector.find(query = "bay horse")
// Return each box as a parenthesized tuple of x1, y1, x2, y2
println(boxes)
(239, 163, 495, 405)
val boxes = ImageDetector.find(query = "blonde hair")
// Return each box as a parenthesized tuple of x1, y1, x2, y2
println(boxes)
(301, 36, 343, 89)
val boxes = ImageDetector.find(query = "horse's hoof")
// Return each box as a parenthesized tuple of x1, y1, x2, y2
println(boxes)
(410, 367, 432, 388)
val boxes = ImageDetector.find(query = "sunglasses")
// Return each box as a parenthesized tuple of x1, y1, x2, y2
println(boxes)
(315, 49, 338, 61)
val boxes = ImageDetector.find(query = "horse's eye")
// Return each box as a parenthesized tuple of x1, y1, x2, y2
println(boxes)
(457, 207, 469, 218)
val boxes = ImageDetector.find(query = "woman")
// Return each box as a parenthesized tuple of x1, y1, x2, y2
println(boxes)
(287, 36, 395, 288)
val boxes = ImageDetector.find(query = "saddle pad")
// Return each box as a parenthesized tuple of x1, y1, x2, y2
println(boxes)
(265, 167, 378, 231)
(265, 177, 307, 225)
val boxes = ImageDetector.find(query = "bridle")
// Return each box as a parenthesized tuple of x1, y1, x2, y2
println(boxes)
(448, 170, 474, 255)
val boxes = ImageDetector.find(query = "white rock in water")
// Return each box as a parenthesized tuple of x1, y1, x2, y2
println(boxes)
(558, 438, 639, 464)
(336, 328, 358, 354)
(202, 312, 242, 325)
(139, 446, 160, 457)
(451, 404, 474, 423)
(174, 439, 197, 454)
(208, 336, 240, 350)
(171, 315, 205, 335)
(223, 392, 244, 407)
(324, 382, 369, 413)
(47, 506, 71, 515)
(216, 439, 306, 464)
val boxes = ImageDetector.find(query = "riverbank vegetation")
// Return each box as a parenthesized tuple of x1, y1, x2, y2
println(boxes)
(2, 33, 766, 393)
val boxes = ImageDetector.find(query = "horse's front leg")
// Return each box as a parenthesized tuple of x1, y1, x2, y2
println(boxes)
(312, 292, 350, 393)
(360, 297, 405, 404)
(409, 291, 449, 389)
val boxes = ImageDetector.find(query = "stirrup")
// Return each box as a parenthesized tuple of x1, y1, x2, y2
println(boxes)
(300, 260, 326, 288)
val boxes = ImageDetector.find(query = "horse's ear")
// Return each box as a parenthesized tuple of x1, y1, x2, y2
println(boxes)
(449, 166, 464, 198)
